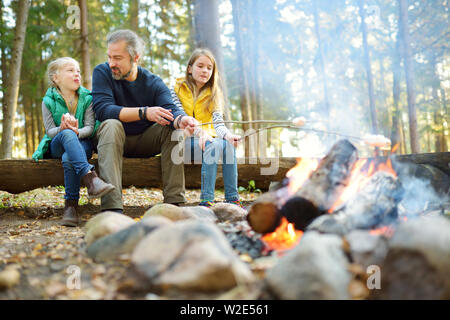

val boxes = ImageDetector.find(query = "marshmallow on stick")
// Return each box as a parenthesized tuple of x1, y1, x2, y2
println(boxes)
(292, 117, 306, 127)
(363, 134, 391, 148)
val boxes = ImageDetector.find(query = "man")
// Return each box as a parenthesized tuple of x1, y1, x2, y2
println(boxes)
(92, 29, 197, 213)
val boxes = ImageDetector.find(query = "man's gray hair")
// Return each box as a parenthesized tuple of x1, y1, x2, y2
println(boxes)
(106, 29, 145, 60)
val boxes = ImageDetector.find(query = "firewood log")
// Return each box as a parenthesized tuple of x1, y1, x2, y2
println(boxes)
(281, 139, 358, 231)
(307, 171, 403, 235)
(246, 188, 284, 234)
(247, 140, 358, 233)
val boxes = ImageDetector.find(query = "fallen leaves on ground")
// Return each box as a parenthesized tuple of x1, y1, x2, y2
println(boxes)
(0, 186, 261, 300)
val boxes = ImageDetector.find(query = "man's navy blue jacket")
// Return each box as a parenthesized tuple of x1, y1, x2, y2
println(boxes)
(92, 62, 186, 135)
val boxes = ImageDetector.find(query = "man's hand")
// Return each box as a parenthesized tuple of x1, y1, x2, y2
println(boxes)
(177, 116, 198, 136)
(146, 106, 174, 126)
(225, 133, 241, 147)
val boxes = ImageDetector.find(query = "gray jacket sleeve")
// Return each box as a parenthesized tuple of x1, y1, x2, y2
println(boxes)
(78, 103, 94, 139)
(212, 111, 231, 139)
(42, 101, 60, 138)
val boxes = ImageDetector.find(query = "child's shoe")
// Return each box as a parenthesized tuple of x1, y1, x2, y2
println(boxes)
(199, 200, 214, 207)
(226, 199, 244, 208)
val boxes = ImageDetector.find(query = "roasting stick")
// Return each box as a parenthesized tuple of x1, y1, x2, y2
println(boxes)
(195, 117, 392, 148)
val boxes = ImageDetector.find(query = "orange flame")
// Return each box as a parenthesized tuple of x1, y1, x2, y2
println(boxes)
(263, 156, 398, 252)
(369, 225, 395, 237)
(328, 158, 397, 213)
(262, 217, 303, 251)
(391, 143, 400, 154)
(286, 158, 319, 195)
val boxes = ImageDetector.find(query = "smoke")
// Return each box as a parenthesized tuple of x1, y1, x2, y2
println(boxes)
(394, 161, 449, 217)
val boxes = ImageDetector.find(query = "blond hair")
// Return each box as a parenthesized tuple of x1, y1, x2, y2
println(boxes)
(182, 48, 224, 113)
(47, 57, 80, 88)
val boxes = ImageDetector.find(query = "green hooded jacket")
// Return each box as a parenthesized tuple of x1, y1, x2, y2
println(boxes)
(32, 86, 100, 161)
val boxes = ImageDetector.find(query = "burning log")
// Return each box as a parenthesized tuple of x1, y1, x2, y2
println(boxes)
(247, 139, 358, 233)
(307, 171, 403, 235)
(246, 192, 282, 234)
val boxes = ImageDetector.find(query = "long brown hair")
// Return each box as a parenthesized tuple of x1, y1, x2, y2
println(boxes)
(182, 48, 223, 113)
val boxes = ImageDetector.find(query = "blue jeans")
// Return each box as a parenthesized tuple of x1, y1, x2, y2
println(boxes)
(185, 137, 239, 202)
(50, 129, 94, 200)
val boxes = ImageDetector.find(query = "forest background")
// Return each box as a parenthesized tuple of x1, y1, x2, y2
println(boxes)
(0, 0, 448, 160)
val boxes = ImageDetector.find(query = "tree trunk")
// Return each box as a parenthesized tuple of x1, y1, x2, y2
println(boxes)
(440, 88, 449, 151)
(186, 0, 196, 50)
(391, 36, 402, 154)
(1, 0, 30, 159)
(37, 76, 44, 141)
(430, 54, 446, 153)
(78, 0, 91, 90)
(313, 0, 331, 128)
(194, 0, 231, 122)
(398, 0, 420, 153)
(248, 0, 265, 157)
(231, 0, 253, 157)
(358, 0, 378, 137)
(128, 0, 139, 31)
(23, 94, 33, 157)
(1, 0, 9, 157)
(399, 111, 408, 153)
(30, 100, 36, 153)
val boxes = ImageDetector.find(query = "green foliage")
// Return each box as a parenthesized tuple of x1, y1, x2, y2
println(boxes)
(238, 180, 261, 194)
(0, 0, 449, 158)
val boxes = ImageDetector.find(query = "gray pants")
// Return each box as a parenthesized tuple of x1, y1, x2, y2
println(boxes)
(94, 119, 186, 211)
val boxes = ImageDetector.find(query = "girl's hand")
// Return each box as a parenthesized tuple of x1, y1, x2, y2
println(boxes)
(60, 114, 69, 131)
(65, 114, 78, 127)
(199, 131, 213, 151)
(226, 134, 241, 147)
(66, 119, 79, 136)
(60, 114, 79, 135)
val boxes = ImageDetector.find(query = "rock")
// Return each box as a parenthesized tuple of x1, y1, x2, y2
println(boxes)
(83, 211, 135, 245)
(182, 206, 218, 223)
(373, 216, 450, 299)
(0, 265, 21, 290)
(265, 231, 351, 299)
(143, 203, 195, 221)
(86, 216, 173, 262)
(211, 203, 247, 222)
(131, 220, 255, 292)
(345, 230, 389, 269)
(49, 261, 65, 272)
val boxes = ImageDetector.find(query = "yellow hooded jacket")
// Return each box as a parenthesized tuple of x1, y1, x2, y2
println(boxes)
(173, 77, 216, 137)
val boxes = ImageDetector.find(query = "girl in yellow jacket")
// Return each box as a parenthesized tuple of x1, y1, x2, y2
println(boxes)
(171, 48, 242, 207)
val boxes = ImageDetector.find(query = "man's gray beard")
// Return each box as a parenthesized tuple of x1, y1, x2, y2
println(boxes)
(111, 64, 134, 80)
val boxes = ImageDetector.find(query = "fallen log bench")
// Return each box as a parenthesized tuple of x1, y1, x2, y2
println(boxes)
(0, 152, 448, 194)
(0, 157, 296, 194)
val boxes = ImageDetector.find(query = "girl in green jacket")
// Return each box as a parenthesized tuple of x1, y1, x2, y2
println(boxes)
(33, 57, 114, 227)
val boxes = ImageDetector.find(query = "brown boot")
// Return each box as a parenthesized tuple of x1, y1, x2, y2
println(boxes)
(60, 199, 79, 227)
(82, 170, 115, 199)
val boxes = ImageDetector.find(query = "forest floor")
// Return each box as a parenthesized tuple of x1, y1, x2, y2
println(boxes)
(0, 186, 262, 300)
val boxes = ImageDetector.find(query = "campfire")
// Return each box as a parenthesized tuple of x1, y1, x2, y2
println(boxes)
(251, 139, 416, 252)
